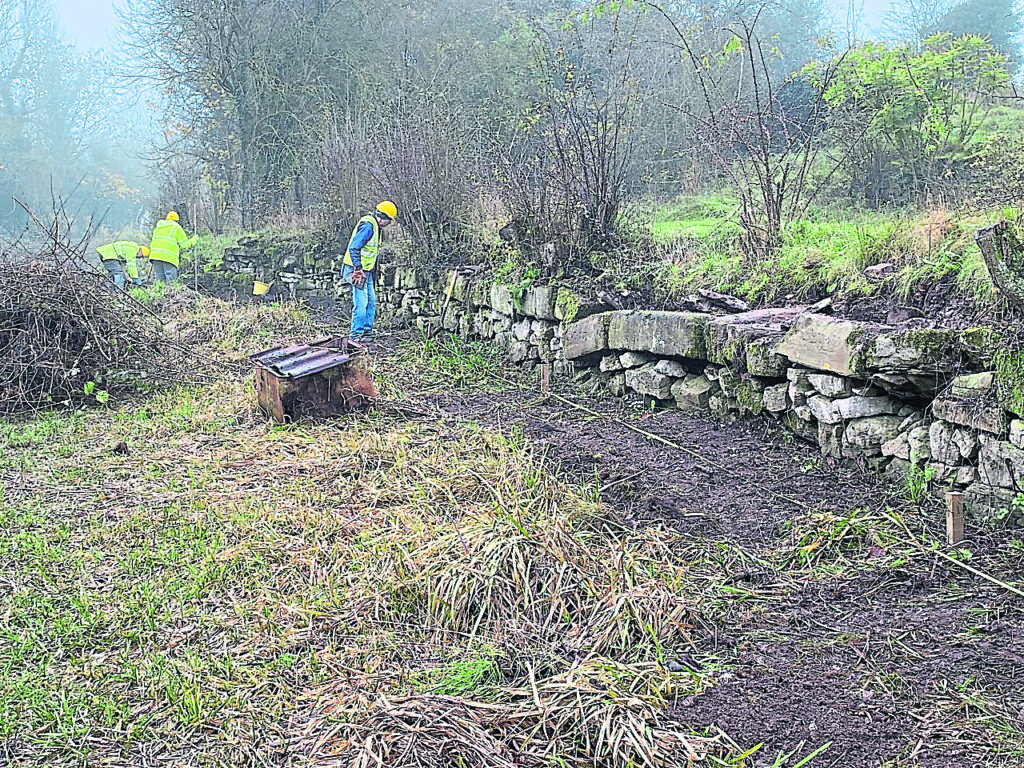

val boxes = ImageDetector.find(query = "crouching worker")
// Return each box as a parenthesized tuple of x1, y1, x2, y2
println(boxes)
(149, 211, 198, 284)
(340, 200, 396, 339)
(97, 241, 148, 289)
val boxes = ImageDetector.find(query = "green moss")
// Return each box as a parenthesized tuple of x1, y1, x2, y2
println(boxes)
(960, 327, 1004, 369)
(555, 288, 582, 323)
(995, 347, 1024, 418)
(735, 377, 765, 416)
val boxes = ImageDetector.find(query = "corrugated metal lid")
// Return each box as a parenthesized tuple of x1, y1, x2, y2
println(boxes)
(251, 340, 357, 378)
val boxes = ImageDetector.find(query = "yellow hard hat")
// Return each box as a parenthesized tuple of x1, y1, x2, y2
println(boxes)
(376, 201, 397, 220)
(140, 246, 150, 257)
(167, 211, 179, 221)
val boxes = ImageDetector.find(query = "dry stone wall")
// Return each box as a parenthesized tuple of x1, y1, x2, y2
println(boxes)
(377, 267, 1024, 530)
(215, 239, 1024, 529)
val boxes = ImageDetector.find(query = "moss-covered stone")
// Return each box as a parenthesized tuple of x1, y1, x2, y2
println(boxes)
(960, 327, 1004, 369)
(735, 375, 766, 416)
(995, 347, 1024, 419)
(555, 288, 582, 323)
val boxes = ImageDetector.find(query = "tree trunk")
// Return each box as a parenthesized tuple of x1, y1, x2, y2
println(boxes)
(975, 221, 1024, 307)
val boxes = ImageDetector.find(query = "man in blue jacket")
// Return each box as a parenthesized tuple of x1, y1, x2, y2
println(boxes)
(340, 200, 396, 338)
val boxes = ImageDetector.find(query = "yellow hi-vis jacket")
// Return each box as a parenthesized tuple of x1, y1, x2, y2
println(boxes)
(149, 219, 197, 268)
(343, 215, 380, 272)
(97, 240, 143, 280)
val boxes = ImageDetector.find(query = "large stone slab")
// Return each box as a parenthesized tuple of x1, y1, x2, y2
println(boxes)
(563, 313, 613, 361)
(607, 311, 708, 359)
(705, 307, 803, 370)
(776, 314, 876, 376)
(518, 285, 558, 321)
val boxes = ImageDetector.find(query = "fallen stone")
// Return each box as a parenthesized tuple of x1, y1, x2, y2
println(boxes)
(599, 355, 624, 372)
(626, 362, 673, 399)
(835, 395, 899, 420)
(807, 394, 842, 425)
(620, 351, 653, 369)
(842, 416, 904, 457)
(654, 359, 688, 378)
(807, 373, 852, 398)
(885, 457, 912, 484)
(865, 262, 895, 279)
(762, 382, 789, 413)
(672, 375, 715, 412)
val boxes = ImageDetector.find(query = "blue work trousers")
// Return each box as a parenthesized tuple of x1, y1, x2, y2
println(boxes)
(103, 260, 125, 289)
(152, 260, 178, 283)
(341, 264, 376, 337)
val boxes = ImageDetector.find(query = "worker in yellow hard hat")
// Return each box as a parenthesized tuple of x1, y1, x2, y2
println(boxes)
(96, 241, 149, 289)
(148, 210, 198, 283)
(340, 200, 396, 338)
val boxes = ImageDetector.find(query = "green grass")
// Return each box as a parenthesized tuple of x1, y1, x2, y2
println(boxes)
(634, 195, 1002, 306)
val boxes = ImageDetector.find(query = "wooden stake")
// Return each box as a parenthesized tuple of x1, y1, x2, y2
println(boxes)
(540, 363, 550, 394)
(946, 491, 964, 545)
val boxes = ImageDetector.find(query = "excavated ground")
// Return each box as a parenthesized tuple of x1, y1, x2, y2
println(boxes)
(375, 332, 1024, 768)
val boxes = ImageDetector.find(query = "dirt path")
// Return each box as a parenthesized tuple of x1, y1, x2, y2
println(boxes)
(381, 340, 1024, 768)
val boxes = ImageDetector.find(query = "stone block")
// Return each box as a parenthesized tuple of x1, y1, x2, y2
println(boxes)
(607, 311, 708, 359)
(819, 422, 844, 458)
(864, 328, 961, 375)
(932, 394, 1007, 435)
(490, 284, 514, 316)
(510, 342, 532, 364)
(513, 318, 531, 341)
(671, 375, 715, 412)
(625, 362, 673, 399)
(835, 395, 899, 421)
(718, 369, 742, 398)
(807, 394, 842, 425)
(608, 372, 627, 397)
(708, 392, 737, 419)
(963, 483, 1022, 526)
(842, 416, 904, 457)
(776, 315, 875, 376)
(783, 410, 818, 442)
(705, 365, 721, 381)
(977, 440, 1024, 489)
(745, 335, 788, 377)
(705, 308, 802, 368)
(736, 376, 766, 417)
(952, 427, 979, 460)
(763, 382, 789, 413)
(928, 421, 961, 465)
(563, 313, 612, 361)
(600, 354, 624, 372)
(950, 371, 996, 399)
(654, 359, 688, 378)
(620, 351, 653, 369)
(807, 373, 853, 398)
(885, 457, 912, 484)
(908, 425, 931, 464)
(882, 431, 911, 460)
(1011, 420, 1024, 450)
(519, 285, 558, 320)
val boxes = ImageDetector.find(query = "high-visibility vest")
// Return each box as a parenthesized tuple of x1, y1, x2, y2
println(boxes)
(343, 215, 380, 271)
(97, 240, 143, 280)
(149, 219, 197, 268)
